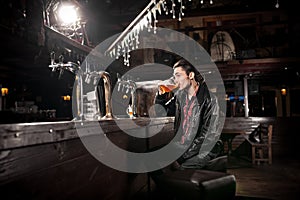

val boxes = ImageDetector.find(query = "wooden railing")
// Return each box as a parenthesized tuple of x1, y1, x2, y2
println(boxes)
(222, 117, 275, 156)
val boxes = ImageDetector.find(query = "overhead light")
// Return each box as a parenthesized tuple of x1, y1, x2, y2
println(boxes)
(45, 1, 92, 46)
(58, 4, 79, 25)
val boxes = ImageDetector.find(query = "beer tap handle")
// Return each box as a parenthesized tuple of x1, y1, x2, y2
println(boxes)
(50, 51, 55, 65)
(58, 55, 64, 79)
(58, 69, 64, 79)
(125, 84, 130, 94)
(121, 83, 126, 92)
(58, 55, 64, 65)
(93, 76, 98, 85)
(116, 73, 122, 91)
(49, 52, 57, 72)
(85, 73, 91, 84)
(117, 82, 121, 91)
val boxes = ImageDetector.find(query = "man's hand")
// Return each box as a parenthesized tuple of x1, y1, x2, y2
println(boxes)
(170, 161, 183, 171)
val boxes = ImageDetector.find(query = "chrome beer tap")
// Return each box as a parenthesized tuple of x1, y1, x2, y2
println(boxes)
(116, 74, 137, 117)
(84, 70, 113, 119)
(49, 52, 84, 121)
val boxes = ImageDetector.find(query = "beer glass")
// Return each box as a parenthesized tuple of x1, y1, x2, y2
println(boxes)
(158, 77, 177, 94)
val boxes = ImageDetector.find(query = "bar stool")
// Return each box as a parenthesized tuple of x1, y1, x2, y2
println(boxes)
(151, 168, 236, 200)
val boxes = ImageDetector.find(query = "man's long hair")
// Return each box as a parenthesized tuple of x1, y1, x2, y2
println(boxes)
(173, 59, 204, 83)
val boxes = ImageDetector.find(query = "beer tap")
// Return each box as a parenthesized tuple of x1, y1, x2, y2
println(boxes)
(85, 73, 91, 84)
(116, 73, 122, 92)
(48, 51, 84, 121)
(95, 71, 113, 119)
(58, 55, 64, 79)
(116, 75, 137, 117)
(121, 84, 126, 93)
(49, 52, 80, 74)
(93, 76, 99, 85)
(84, 70, 114, 119)
(125, 84, 130, 94)
(127, 80, 137, 117)
(48, 52, 114, 120)
(50, 51, 55, 69)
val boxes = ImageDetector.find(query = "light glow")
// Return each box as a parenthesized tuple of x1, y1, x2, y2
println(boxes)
(58, 5, 78, 25)
(62, 95, 71, 101)
(1, 88, 8, 96)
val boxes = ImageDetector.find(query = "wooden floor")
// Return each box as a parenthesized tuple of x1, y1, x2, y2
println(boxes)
(228, 157, 300, 200)
(132, 156, 300, 200)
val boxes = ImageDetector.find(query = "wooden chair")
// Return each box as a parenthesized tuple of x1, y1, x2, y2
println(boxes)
(247, 124, 273, 165)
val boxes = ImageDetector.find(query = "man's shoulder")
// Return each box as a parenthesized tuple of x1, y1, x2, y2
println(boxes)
(196, 81, 210, 97)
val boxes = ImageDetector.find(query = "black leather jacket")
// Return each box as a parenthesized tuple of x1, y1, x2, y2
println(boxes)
(174, 81, 221, 167)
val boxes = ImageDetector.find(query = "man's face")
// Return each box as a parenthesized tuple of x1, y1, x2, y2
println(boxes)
(173, 66, 190, 91)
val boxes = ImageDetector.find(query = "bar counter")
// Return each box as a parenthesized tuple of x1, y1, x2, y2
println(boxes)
(0, 117, 174, 200)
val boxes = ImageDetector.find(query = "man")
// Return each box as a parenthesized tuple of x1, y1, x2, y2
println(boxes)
(150, 59, 229, 200)
(164, 59, 222, 170)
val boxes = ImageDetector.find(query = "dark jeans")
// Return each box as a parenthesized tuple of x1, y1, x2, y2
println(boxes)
(180, 151, 218, 169)
(178, 140, 224, 169)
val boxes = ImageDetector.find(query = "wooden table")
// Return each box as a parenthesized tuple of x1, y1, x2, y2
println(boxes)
(221, 129, 246, 155)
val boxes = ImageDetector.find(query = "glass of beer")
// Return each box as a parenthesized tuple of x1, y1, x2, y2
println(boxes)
(158, 77, 178, 94)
